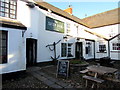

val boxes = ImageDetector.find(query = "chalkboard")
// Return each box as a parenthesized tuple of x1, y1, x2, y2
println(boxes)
(57, 60, 69, 78)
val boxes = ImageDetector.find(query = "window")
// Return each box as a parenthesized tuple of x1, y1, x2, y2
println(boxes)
(66, 23, 70, 34)
(0, 31, 8, 64)
(112, 43, 120, 50)
(99, 45, 106, 52)
(86, 42, 92, 56)
(0, 0, 17, 19)
(67, 43, 73, 57)
(61, 43, 73, 57)
(61, 43, 67, 57)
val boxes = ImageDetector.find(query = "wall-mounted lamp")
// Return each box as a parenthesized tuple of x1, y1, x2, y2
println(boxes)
(26, 2, 35, 8)
(63, 35, 68, 42)
(76, 37, 80, 42)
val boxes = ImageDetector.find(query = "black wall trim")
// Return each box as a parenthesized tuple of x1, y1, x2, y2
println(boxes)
(1, 24, 27, 30)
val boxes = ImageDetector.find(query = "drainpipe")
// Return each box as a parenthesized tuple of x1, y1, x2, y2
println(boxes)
(108, 40, 110, 58)
(94, 41, 96, 60)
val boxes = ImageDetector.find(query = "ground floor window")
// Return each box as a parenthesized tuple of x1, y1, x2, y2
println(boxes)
(86, 42, 92, 56)
(61, 43, 73, 57)
(99, 45, 106, 52)
(0, 31, 8, 64)
(112, 43, 120, 50)
(61, 43, 67, 57)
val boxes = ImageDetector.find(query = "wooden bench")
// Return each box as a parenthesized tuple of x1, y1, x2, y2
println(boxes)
(110, 61, 115, 64)
(80, 69, 89, 74)
(83, 75, 104, 88)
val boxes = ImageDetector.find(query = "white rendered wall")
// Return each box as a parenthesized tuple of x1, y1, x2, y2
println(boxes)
(17, 0, 106, 62)
(89, 24, 119, 39)
(89, 24, 119, 60)
(0, 27, 26, 74)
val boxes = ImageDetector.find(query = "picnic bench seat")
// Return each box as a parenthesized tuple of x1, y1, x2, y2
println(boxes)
(80, 69, 89, 74)
(83, 75, 104, 88)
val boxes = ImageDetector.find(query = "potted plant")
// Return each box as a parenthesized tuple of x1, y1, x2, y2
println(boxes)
(69, 59, 89, 73)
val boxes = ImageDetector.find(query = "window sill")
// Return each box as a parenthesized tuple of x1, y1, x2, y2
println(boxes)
(97, 52, 107, 53)
(111, 51, 120, 53)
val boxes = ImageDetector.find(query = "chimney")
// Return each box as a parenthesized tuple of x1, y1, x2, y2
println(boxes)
(64, 5, 72, 15)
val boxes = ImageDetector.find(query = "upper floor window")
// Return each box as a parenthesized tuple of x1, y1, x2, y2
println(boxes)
(0, 0, 17, 19)
(112, 43, 120, 50)
(0, 31, 8, 64)
(66, 23, 70, 34)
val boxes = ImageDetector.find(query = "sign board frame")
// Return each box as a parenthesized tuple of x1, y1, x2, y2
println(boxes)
(46, 16, 64, 33)
(56, 60, 69, 78)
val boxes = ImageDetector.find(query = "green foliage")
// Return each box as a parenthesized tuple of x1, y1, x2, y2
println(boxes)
(70, 60, 87, 64)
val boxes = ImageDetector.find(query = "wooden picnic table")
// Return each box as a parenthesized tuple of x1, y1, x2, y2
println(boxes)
(86, 65, 118, 88)
(87, 65, 118, 75)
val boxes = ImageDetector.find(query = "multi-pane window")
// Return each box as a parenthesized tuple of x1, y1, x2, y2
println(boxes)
(67, 43, 73, 57)
(0, 31, 8, 64)
(66, 23, 70, 34)
(0, 0, 17, 19)
(112, 43, 120, 50)
(99, 45, 106, 52)
(61, 43, 73, 57)
(61, 43, 67, 57)
(86, 42, 92, 56)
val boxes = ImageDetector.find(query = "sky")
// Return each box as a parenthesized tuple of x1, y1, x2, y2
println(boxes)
(43, 0, 119, 19)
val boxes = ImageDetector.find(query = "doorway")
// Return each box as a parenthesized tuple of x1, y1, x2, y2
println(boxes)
(26, 38, 37, 67)
(75, 42, 83, 59)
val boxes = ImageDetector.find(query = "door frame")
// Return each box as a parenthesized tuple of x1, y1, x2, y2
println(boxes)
(75, 42, 83, 59)
(26, 38, 37, 67)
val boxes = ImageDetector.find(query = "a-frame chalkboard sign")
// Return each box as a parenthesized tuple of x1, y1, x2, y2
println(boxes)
(56, 60, 69, 78)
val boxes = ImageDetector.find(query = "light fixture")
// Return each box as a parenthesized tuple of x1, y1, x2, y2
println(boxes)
(63, 35, 68, 42)
(76, 38, 80, 41)
(26, 2, 35, 8)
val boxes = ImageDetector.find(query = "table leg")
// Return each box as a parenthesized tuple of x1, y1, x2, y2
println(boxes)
(85, 79, 88, 87)
(91, 73, 98, 88)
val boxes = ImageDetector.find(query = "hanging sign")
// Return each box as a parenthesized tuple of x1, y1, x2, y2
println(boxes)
(46, 16, 64, 33)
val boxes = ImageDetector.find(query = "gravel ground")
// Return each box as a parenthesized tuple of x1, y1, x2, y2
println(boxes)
(2, 72, 50, 89)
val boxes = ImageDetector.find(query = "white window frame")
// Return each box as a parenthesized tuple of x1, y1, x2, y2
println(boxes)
(61, 43, 73, 58)
(99, 44, 106, 52)
(112, 43, 120, 51)
(66, 23, 71, 34)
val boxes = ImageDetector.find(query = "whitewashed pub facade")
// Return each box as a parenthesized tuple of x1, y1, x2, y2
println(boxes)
(0, 0, 119, 74)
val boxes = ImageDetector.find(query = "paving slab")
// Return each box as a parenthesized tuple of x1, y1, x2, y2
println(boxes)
(30, 71, 48, 81)
(42, 80, 55, 86)
(50, 84, 63, 88)
(47, 76, 58, 82)
(27, 67, 41, 72)
(64, 85, 73, 88)
(55, 81, 69, 87)
(28, 67, 73, 89)
(35, 71, 46, 76)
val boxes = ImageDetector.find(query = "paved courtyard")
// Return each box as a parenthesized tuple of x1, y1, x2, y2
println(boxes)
(2, 60, 120, 89)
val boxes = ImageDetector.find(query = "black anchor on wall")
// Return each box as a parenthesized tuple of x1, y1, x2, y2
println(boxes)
(46, 40, 61, 63)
